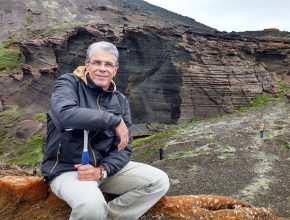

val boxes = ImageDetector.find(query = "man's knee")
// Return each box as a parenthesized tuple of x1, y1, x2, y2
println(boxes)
(71, 200, 108, 220)
(155, 170, 170, 194)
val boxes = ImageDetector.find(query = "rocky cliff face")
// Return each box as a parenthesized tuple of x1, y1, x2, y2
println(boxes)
(2, 25, 290, 124)
(0, 0, 289, 124)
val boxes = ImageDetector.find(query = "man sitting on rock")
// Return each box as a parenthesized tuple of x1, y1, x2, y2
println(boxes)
(41, 41, 169, 220)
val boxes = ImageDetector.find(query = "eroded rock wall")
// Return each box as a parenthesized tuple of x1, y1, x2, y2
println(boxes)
(7, 25, 288, 123)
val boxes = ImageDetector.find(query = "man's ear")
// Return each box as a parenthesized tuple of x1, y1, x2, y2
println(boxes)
(85, 61, 91, 70)
(114, 66, 119, 77)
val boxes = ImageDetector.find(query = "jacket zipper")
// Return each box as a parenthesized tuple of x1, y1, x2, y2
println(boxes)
(89, 93, 102, 167)
(97, 93, 101, 110)
(89, 145, 97, 167)
(50, 142, 61, 172)
(88, 132, 98, 167)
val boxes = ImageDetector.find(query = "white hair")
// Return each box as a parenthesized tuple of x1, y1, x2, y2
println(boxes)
(86, 41, 119, 65)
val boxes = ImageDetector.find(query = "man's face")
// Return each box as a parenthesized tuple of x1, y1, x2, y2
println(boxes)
(85, 49, 118, 91)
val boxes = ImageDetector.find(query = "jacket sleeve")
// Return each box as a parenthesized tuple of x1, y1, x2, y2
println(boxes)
(48, 74, 122, 131)
(100, 97, 133, 176)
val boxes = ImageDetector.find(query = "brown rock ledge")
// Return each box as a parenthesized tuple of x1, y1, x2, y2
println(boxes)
(0, 176, 287, 220)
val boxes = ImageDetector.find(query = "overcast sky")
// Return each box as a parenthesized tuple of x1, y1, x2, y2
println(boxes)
(144, 0, 290, 32)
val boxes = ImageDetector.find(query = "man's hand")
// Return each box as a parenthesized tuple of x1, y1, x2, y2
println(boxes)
(115, 118, 129, 150)
(74, 164, 102, 181)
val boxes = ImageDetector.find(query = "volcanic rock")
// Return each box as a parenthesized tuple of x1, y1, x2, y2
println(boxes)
(0, 0, 290, 124)
(0, 176, 285, 220)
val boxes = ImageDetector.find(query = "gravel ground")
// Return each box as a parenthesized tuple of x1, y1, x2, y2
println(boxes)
(140, 98, 290, 217)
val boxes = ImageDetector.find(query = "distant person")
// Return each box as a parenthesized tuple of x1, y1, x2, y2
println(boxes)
(159, 147, 164, 160)
(41, 41, 169, 220)
(259, 123, 265, 138)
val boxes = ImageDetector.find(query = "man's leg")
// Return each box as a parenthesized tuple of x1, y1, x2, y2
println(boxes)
(50, 171, 108, 220)
(99, 161, 170, 220)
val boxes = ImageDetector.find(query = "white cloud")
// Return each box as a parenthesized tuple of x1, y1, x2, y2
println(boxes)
(144, 0, 290, 32)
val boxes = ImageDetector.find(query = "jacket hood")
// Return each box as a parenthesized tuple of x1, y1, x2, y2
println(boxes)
(73, 66, 116, 92)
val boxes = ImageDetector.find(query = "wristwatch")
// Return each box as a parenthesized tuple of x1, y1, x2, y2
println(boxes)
(99, 165, 107, 180)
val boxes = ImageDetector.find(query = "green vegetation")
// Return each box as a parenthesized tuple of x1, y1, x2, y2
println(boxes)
(26, 14, 33, 25)
(274, 81, 290, 99)
(0, 43, 21, 71)
(280, 142, 290, 149)
(236, 105, 250, 112)
(0, 108, 21, 154)
(31, 28, 59, 37)
(164, 148, 196, 160)
(277, 81, 288, 91)
(35, 113, 46, 123)
(236, 81, 289, 113)
(131, 125, 179, 162)
(0, 108, 44, 167)
(2, 39, 17, 48)
(252, 94, 271, 107)
(48, 15, 58, 23)
(236, 93, 272, 112)
(0, 108, 21, 125)
(7, 133, 44, 167)
(132, 126, 179, 148)
(133, 131, 171, 147)
(190, 116, 198, 124)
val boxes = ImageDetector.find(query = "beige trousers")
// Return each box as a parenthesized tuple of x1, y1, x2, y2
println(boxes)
(50, 161, 170, 220)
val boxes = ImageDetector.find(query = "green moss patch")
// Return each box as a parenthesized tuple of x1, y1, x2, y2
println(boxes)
(7, 133, 44, 167)
(35, 113, 46, 123)
(164, 148, 196, 160)
(0, 44, 22, 71)
(0, 108, 21, 126)
(281, 142, 290, 149)
(26, 14, 33, 25)
(0, 109, 45, 167)
(252, 94, 271, 107)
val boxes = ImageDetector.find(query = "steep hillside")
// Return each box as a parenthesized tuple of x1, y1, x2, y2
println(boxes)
(0, 0, 215, 43)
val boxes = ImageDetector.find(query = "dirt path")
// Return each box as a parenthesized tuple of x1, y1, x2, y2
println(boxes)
(151, 98, 290, 217)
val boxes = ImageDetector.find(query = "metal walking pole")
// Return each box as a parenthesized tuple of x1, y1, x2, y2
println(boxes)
(82, 130, 90, 165)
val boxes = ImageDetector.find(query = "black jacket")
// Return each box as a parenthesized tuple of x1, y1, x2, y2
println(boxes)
(41, 68, 132, 182)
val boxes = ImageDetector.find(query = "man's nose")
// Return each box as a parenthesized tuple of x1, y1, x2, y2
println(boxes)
(99, 64, 107, 71)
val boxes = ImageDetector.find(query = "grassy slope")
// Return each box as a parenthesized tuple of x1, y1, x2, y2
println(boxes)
(0, 109, 45, 167)
(0, 40, 21, 71)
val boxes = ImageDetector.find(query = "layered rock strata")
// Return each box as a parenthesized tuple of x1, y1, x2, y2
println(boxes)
(1, 25, 289, 124)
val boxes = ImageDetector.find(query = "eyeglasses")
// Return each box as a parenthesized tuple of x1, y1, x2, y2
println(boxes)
(89, 60, 117, 69)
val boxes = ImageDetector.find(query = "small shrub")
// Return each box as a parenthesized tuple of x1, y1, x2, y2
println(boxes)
(277, 81, 288, 91)
(252, 94, 270, 107)
(281, 142, 290, 149)
(26, 14, 33, 24)
(35, 113, 46, 123)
